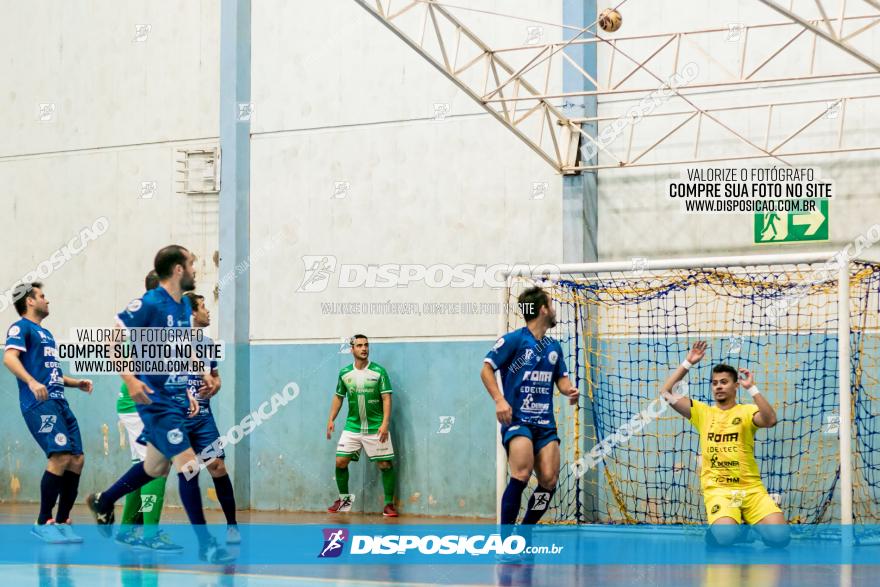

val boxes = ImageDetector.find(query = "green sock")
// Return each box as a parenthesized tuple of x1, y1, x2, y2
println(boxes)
(140, 476, 167, 538)
(120, 459, 142, 526)
(121, 490, 141, 525)
(381, 465, 396, 505)
(335, 467, 349, 495)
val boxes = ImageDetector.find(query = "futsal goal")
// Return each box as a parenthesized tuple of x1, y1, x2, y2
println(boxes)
(496, 251, 880, 525)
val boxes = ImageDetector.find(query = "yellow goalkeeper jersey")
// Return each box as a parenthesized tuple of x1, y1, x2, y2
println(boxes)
(689, 399, 764, 492)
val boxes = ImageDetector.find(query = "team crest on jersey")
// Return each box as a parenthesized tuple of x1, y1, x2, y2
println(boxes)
(39, 415, 57, 433)
(548, 351, 558, 365)
(37, 331, 47, 340)
(732, 417, 742, 425)
(167, 428, 184, 445)
(711, 504, 720, 514)
(493, 338, 505, 351)
(54, 433, 67, 446)
(7, 325, 20, 337)
(126, 299, 142, 313)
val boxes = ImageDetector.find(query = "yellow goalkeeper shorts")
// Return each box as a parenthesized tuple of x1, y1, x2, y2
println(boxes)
(704, 485, 782, 525)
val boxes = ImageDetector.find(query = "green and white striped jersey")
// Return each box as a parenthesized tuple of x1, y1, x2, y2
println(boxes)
(335, 362, 392, 434)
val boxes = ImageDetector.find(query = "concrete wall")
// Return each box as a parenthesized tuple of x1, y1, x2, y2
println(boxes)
(244, 0, 564, 517)
(248, 340, 495, 516)
(0, 1, 222, 504)
(0, 0, 562, 519)
(4, 0, 875, 524)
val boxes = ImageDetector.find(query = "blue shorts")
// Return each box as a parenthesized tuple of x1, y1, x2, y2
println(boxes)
(22, 399, 83, 457)
(502, 423, 560, 454)
(186, 412, 224, 460)
(135, 393, 192, 459)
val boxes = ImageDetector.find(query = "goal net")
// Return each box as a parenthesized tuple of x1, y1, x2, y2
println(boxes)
(500, 254, 880, 525)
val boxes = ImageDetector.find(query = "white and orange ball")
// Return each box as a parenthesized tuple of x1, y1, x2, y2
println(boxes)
(599, 8, 622, 33)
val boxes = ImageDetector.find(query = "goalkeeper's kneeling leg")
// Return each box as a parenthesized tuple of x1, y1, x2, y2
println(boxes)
(756, 524, 790, 549)
(706, 522, 740, 547)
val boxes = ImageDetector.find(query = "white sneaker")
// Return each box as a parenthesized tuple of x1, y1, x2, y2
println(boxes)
(226, 525, 241, 545)
(31, 521, 67, 544)
(54, 522, 84, 544)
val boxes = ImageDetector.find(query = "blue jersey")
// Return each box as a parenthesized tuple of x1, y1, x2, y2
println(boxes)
(484, 327, 569, 429)
(5, 318, 65, 411)
(116, 286, 192, 395)
(187, 335, 218, 416)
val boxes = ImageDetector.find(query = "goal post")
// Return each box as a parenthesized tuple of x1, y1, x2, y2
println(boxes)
(495, 251, 880, 525)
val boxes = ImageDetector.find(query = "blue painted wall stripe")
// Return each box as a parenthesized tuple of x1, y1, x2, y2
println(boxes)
(219, 0, 252, 505)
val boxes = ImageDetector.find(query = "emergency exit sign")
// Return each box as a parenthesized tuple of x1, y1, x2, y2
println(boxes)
(754, 201, 829, 244)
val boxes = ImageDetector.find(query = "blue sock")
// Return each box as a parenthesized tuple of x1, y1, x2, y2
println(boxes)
(38, 471, 64, 524)
(55, 471, 81, 522)
(500, 478, 528, 526)
(178, 472, 210, 546)
(522, 485, 556, 525)
(212, 474, 237, 525)
(98, 462, 154, 511)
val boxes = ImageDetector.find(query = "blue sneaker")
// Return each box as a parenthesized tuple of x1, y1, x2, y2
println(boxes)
(31, 521, 67, 544)
(199, 537, 235, 563)
(142, 530, 184, 554)
(55, 523, 84, 544)
(114, 527, 143, 548)
(226, 525, 241, 545)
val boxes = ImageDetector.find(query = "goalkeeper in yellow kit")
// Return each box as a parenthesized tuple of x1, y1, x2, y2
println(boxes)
(661, 341, 789, 548)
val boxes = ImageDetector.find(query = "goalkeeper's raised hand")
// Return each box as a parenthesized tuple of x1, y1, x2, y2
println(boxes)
(686, 340, 707, 364)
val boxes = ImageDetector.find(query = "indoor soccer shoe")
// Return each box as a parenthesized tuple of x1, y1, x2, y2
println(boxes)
(114, 527, 144, 548)
(86, 492, 116, 537)
(382, 504, 399, 517)
(142, 531, 184, 554)
(226, 525, 241, 545)
(54, 522, 84, 544)
(328, 495, 354, 513)
(31, 521, 67, 544)
(199, 537, 235, 564)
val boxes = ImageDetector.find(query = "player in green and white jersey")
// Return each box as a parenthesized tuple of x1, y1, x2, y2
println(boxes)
(326, 334, 397, 517)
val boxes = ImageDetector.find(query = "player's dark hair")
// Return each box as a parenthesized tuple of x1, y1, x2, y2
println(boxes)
(144, 270, 160, 291)
(154, 245, 189, 279)
(712, 363, 738, 382)
(517, 286, 550, 322)
(184, 292, 204, 312)
(12, 282, 41, 316)
(350, 334, 368, 346)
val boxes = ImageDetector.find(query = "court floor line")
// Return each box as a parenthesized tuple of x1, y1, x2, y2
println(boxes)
(21, 563, 495, 587)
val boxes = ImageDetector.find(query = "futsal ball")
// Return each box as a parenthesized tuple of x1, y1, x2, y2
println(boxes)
(599, 8, 622, 33)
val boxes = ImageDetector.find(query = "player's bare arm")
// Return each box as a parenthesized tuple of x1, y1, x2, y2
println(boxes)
(661, 340, 707, 419)
(3, 348, 47, 401)
(63, 376, 93, 393)
(556, 375, 579, 406)
(480, 362, 512, 425)
(378, 394, 391, 443)
(739, 368, 778, 428)
(327, 394, 344, 439)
